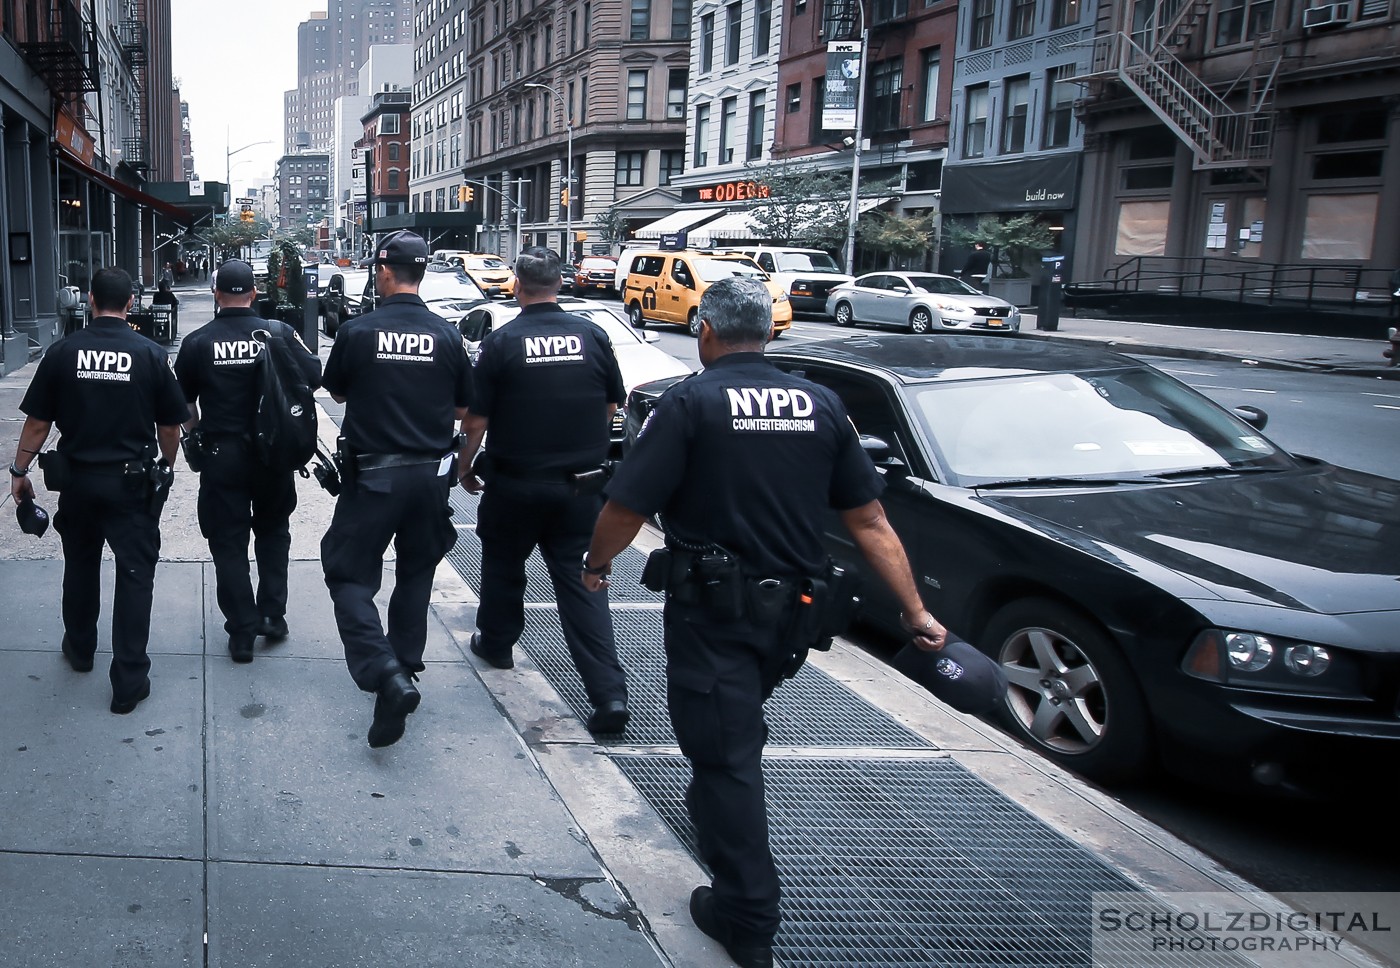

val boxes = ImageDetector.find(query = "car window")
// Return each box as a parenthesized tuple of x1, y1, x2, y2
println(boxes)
(776, 252, 842, 272)
(757, 253, 776, 272)
(790, 367, 912, 469)
(671, 259, 695, 289)
(632, 255, 665, 277)
(576, 307, 643, 345)
(907, 274, 979, 296)
(888, 276, 912, 293)
(861, 275, 887, 291)
(461, 308, 494, 341)
(694, 257, 766, 282)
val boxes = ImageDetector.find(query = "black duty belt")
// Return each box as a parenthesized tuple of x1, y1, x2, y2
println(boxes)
(357, 451, 444, 471)
(69, 458, 147, 476)
(489, 457, 584, 483)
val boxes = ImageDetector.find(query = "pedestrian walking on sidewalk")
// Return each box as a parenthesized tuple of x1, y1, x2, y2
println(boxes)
(458, 246, 631, 735)
(961, 242, 992, 292)
(582, 276, 947, 968)
(320, 231, 473, 749)
(9, 267, 187, 715)
(159, 262, 174, 289)
(173, 260, 321, 662)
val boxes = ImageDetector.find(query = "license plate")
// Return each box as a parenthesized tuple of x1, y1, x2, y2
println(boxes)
(987, 318, 1004, 327)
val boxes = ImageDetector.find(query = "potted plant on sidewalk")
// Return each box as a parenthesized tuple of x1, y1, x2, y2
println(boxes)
(944, 214, 1054, 306)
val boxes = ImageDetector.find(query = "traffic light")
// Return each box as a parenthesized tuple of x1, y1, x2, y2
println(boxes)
(465, 185, 475, 203)
(560, 189, 570, 206)
(457, 185, 467, 203)
(240, 208, 255, 223)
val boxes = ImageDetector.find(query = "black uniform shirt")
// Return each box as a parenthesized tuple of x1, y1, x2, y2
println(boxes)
(606, 352, 884, 578)
(470, 302, 626, 474)
(20, 316, 189, 463)
(321, 293, 473, 455)
(173, 308, 322, 435)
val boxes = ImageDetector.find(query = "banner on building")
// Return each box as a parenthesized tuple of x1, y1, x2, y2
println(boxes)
(822, 41, 861, 131)
(189, 179, 204, 198)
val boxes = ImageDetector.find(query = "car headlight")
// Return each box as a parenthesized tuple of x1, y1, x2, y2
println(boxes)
(1181, 629, 1361, 697)
(934, 301, 972, 314)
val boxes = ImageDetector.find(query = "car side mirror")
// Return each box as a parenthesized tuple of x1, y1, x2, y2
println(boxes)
(642, 330, 660, 344)
(1233, 405, 1269, 430)
(891, 285, 910, 294)
(859, 434, 906, 473)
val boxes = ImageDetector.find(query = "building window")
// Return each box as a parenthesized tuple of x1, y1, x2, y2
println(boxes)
(672, 0, 691, 39)
(1300, 194, 1377, 260)
(700, 14, 715, 72)
(1043, 65, 1075, 149)
(970, 0, 994, 49)
(1051, 0, 1080, 29)
(630, 0, 650, 40)
(963, 85, 988, 158)
(808, 76, 825, 143)
(661, 149, 685, 185)
(694, 103, 711, 166)
(753, 0, 771, 55)
(627, 70, 648, 120)
(871, 0, 909, 22)
(388, 142, 400, 160)
(387, 170, 400, 190)
(584, 1, 591, 44)
(725, 3, 742, 66)
(1001, 76, 1030, 154)
(1215, 0, 1274, 46)
(719, 96, 737, 163)
(1115, 200, 1170, 256)
(869, 58, 904, 133)
(747, 90, 766, 160)
(786, 83, 801, 113)
(616, 150, 645, 185)
(667, 69, 688, 119)
(1010, 0, 1037, 39)
(920, 48, 940, 123)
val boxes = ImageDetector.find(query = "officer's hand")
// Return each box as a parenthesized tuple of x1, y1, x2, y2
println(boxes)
(459, 470, 484, 494)
(581, 569, 609, 593)
(900, 609, 947, 652)
(11, 475, 33, 507)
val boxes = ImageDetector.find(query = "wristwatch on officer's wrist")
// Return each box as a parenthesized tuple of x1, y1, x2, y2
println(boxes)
(582, 555, 610, 576)
(900, 610, 935, 634)
(9, 462, 28, 478)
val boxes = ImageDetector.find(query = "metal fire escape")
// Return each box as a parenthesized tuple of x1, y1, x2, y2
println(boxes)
(18, 0, 99, 97)
(118, 1, 150, 172)
(1090, 0, 1280, 169)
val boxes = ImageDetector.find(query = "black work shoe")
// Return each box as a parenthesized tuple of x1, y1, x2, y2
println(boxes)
(587, 699, 630, 735)
(689, 886, 773, 968)
(367, 671, 421, 748)
(228, 633, 255, 663)
(61, 635, 94, 673)
(110, 679, 151, 716)
(256, 616, 289, 641)
(469, 632, 513, 670)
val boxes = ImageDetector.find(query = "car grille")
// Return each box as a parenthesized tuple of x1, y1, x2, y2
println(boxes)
(807, 280, 840, 298)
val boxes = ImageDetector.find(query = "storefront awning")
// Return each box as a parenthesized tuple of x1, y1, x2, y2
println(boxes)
(61, 154, 197, 226)
(687, 210, 760, 244)
(635, 208, 728, 239)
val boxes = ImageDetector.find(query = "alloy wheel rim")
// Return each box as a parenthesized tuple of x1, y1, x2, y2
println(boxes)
(1000, 627, 1107, 754)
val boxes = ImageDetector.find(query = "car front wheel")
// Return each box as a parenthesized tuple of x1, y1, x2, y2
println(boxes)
(324, 308, 339, 337)
(983, 598, 1151, 784)
(910, 307, 935, 333)
(833, 301, 855, 327)
(628, 302, 646, 328)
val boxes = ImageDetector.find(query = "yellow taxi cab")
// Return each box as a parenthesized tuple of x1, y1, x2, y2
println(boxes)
(439, 252, 516, 298)
(622, 249, 792, 337)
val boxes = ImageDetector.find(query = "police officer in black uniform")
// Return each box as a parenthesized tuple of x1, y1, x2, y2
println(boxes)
(458, 246, 630, 734)
(174, 260, 322, 662)
(321, 231, 473, 749)
(583, 276, 946, 968)
(10, 266, 188, 715)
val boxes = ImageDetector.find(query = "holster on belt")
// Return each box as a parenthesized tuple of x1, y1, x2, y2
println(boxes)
(642, 546, 745, 620)
(335, 436, 358, 489)
(36, 451, 71, 492)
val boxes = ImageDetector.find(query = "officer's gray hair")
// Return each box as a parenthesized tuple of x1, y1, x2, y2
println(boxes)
(698, 276, 772, 344)
(514, 246, 562, 295)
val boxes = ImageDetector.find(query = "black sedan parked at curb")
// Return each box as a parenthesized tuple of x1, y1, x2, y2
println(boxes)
(622, 335, 1400, 794)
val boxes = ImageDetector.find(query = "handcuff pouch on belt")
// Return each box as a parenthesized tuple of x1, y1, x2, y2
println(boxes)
(36, 451, 70, 491)
(180, 430, 211, 473)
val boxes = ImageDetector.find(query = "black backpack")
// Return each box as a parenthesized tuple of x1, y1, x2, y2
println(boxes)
(252, 326, 318, 473)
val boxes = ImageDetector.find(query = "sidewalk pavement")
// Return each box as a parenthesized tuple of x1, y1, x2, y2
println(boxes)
(0, 301, 1392, 967)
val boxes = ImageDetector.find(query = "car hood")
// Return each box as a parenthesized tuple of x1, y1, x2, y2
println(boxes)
(919, 291, 1015, 311)
(613, 342, 692, 393)
(980, 462, 1400, 616)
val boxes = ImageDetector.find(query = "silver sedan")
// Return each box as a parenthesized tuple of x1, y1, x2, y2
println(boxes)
(826, 271, 1021, 334)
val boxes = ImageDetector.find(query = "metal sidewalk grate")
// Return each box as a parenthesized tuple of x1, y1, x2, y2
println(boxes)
(446, 527, 659, 605)
(613, 755, 1166, 968)
(518, 610, 932, 749)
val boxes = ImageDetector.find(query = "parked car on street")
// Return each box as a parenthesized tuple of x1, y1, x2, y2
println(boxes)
(459, 296, 691, 452)
(321, 268, 370, 337)
(826, 272, 1021, 333)
(622, 335, 1400, 793)
(353, 263, 490, 327)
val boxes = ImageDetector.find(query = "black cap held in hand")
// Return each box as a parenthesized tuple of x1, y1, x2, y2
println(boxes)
(891, 633, 1008, 716)
(374, 231, 430, 266)
(16, 498, 50, 538)
(215, 259, 255, 294)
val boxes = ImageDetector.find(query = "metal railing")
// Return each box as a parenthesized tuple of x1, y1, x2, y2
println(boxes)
(1077, 257, 1399, 311)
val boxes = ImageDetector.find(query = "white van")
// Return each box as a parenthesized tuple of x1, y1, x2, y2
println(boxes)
(731, 246, 853, 316)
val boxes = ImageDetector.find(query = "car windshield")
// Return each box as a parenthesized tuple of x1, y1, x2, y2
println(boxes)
(775, 252, 842, 273)
(909, 366, 1296, 486)
(573, 307, 644, 345)
(580, 258, 615, 271)
(466, 257, 507, 270)
(695, 258, 767, 282)
(904, 275, 982, 296)
(380, 268, 487, 302)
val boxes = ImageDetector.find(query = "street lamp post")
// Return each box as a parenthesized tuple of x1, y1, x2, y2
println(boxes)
(226, 135, 273, 213)
(524, 82, 573, 262)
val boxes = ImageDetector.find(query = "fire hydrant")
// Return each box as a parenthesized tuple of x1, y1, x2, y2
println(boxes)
(1387, 327, 1400, 367)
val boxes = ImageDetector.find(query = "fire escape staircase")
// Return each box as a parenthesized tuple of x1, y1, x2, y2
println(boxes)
(1093, 0, 1279, 170)
(18, 0, 99, 97)
(119, 3, 150, 173)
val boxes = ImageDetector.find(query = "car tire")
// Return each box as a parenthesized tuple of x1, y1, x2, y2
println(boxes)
(628, 302, 646, 328)
(687, 308, 701, 338)
(324, 308, 338, 338)
(982, 598, 1151, 784)
(834, 301, 856, 328)
(910, 308, 934, 334)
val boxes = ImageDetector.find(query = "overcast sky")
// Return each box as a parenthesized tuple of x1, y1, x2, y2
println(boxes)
(171, 0, 326, 197)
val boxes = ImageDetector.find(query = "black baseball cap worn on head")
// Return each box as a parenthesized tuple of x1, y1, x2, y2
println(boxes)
(891, 633, 1008, 716)
(215, 260, 255, 294)
(375, 231, 429, 266)
(16, 498, 50, 538)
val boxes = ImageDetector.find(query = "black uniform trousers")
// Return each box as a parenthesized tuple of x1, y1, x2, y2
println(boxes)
(475, 477, 627, 707)
(664, 600, 794, 947)
(197, 438, 296, 637)
(321, 463, 456, 692)
(54, 468, 162, 702)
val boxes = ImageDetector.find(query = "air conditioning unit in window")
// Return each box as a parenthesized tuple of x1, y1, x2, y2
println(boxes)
(1303, 1, 1352, 29)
